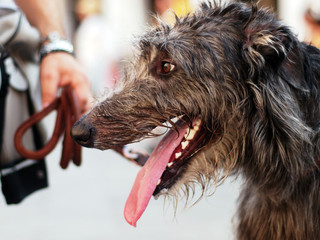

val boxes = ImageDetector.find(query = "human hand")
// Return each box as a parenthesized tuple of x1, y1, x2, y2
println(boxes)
(40, 52, 92, 115)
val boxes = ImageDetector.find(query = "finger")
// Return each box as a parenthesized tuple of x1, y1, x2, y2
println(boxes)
(68, 74, 92, 115)
(40, 62, 60, 108)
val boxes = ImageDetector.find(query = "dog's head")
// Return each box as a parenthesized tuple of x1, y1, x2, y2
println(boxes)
(71, 1, 305, 226)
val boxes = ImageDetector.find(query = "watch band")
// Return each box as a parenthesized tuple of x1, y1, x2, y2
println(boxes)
(39, 31, 75, 61)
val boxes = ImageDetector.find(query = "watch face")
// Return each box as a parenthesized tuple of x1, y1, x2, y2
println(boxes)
(48, 31, 61, 42)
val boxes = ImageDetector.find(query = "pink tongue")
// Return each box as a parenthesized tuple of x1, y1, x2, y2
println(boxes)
(124, 123, 189, 227)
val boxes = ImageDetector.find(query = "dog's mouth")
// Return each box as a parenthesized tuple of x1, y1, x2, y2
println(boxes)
(124, 117, 212, 227)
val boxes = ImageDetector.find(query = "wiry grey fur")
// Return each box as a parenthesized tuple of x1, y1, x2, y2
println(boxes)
(71, 1, 320, 239)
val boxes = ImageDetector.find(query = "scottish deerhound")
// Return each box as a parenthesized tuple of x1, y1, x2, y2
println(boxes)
(71, 1, 320, 239)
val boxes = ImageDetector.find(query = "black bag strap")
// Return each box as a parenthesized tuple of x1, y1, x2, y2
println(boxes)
(0, 54, 45, 167)
(0, 10, 22, 158)
(26, 82, 44, 151)
(0, 51, 10, 158)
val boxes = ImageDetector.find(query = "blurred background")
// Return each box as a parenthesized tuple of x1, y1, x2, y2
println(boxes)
(1, 0, 320, 239)
(59, 0, 320, 97)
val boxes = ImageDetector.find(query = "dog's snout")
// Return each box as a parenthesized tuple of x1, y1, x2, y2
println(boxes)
(71, 120, 95, 148)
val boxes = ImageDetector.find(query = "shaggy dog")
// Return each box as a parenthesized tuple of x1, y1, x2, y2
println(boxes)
(71, 2, 320, 239)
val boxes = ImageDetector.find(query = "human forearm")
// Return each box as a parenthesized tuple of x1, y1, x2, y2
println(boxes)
(14, 0, 64, 37)
(14, 0, 92, 113)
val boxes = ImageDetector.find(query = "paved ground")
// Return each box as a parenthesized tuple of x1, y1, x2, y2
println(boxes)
(0, 117, 242, 240)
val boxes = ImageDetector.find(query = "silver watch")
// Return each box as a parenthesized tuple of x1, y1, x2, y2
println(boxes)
(39, 31, 75, 60)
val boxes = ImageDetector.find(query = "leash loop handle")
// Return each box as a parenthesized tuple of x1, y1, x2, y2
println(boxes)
(14, 86, 81, 169)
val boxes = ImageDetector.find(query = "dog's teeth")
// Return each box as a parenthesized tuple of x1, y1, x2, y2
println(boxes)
(193, 120, 201, 131)
(157, 179, 161, 186)
(185, 128, 197, 140)
(175, 152, 182, 159)
(194, 119, 201, 127)
(168, 162, 174, 167)
(181, 140, 189, 150)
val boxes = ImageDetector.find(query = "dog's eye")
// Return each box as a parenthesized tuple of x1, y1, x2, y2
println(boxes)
(161, 61, 175, 74)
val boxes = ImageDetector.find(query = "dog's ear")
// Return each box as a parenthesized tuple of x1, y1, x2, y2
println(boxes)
(242, 7, 293, 75)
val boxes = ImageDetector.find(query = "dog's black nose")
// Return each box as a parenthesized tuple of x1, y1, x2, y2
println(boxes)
(71, 120, 95, 148)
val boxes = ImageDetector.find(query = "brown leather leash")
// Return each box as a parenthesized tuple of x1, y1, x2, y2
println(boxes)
(14, 85, 81, 169)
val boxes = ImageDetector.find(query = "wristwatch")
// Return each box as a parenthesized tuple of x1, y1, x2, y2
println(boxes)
(39, 31, 75, 60)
